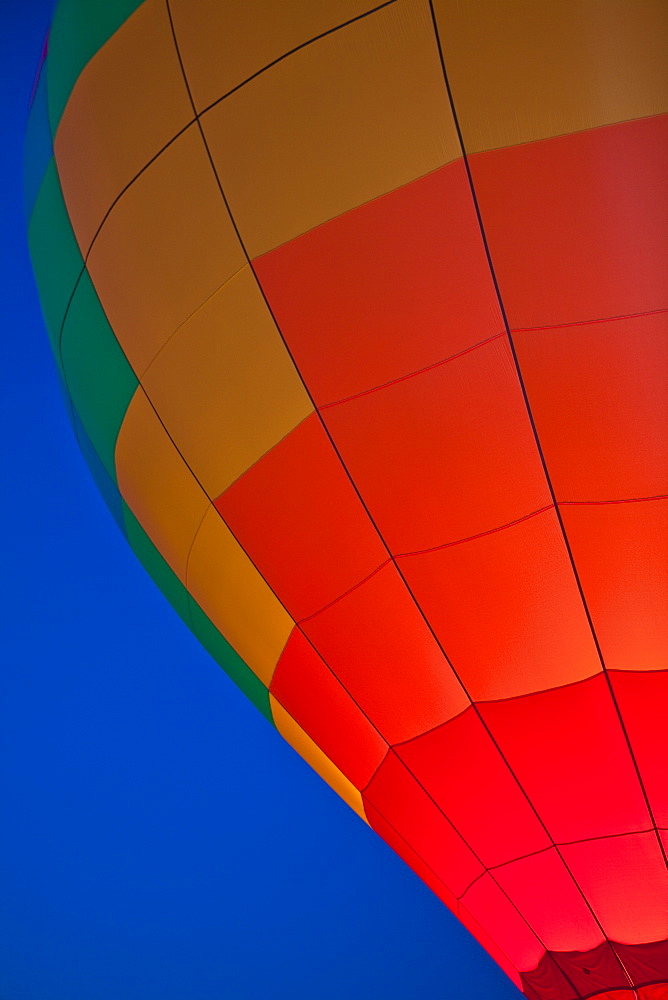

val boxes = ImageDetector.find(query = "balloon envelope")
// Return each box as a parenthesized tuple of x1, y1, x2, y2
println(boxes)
(26, 2, 668, 998)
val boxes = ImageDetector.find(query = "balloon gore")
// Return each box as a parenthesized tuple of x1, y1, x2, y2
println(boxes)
(26, 2, 668, 998)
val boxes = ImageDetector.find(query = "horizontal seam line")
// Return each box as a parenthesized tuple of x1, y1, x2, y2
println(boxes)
(397, 668, 668, 754)
(197, 0, 400, 117)
(72, 3, 401, 263)
(511, 305, 668, 334)
(486, 829, 657, 873)
(560, 494, 668, 507)
(252, 151, 464, 262)
(393, 670, 615, 754)
(139, 263, 248, 379)
(395, 504, 554, 559)
(81, 119, 196, 260)
(319, 331, 506, 409)
(297, 558, 392, 624)
(468, 109, 668, 158)
(456, 869, 487, 899)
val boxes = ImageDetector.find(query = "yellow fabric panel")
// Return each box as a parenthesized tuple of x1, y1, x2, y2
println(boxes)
(201, 0, 460, 257)
(87, 126, 246, 376)
(115, 387, 209, 583)
(270, 696, 369, 823)
(187, 506, 294, 687)
(433, 0, 668, 154)
(54, 0, 192, 256)
(141, 265, 313, 498)
(169, 0, 379, 113)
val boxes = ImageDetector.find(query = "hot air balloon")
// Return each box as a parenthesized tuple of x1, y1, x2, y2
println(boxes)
(25, 2, 668, 997)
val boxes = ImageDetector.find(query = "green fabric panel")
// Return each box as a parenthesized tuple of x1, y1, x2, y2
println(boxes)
(122, 503, 273, 722)
(189, 602, 274, 724)
(122, 505, 192, 629)
(61, 270, 138, 485)
(27, 158, 83, 376)
(72, 409, 128, 537)
(23, 60, 53, 221)
(48, 0, 146, 132)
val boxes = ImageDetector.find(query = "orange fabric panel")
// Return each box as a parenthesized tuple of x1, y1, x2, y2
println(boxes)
(200, 0, 461, 256)
(186, 506, 294, 687)
(492, 849, 606, 954)
(560, 499, 668, 674)
(560, 833, 668, 945)
(479, 674, 653, 844)
(610, 671, 668, 828)
(115, 387, 208, 582)
(169, 0, 377, 112)
(254, 157, 502, 406)
(323, 336, 550, 556)
(54, 0, 192, 255)
(141, 265, 313, 497)
(459, 874, 546, 973)
(87, 126, 246, 376)
(469, 115, 668, 329)
(514, 312, 668, 503)
(396, 707, 551, 869)
(269, 629, 387, 791)
(433, 0, 668, 154)
(363, 750, 484, 898)
(302, 563, 469, 746)
(400, 509, 600, 702)
(215, 413, 387, 622)
(270, 697, 368, 823)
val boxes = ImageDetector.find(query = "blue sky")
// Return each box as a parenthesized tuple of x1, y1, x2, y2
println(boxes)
(1, 3, 520, 997)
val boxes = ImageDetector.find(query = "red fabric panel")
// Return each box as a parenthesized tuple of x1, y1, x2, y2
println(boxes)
(520, 963, 578, 1000)
(459, 873, 546, 973)
(575, 992, 635, 1000)
(637, 985, 668, 999)
(492, 848, 604, 953)
(513, 311, 668, 502)
(361, 805, 522, 992)
(522, 940, 668, 1000)
(360, 798, 460, 914)
(453, 903, 525, 991)
(522, 942, 628, 1000)
(396, 706, 551, 868)
(560, 833, 668, 945)
(519, 962, 578, 1000)
(561, 499, 668, 674)
(552, 942, 628, 999)
(215, 412, 387, 621)
(469, 114, 668, 329)
(479, 674, 652, 843)
(363, 749, 484, 898)
(610, 671, 668, 828)
(322, 335, 550, 555)
(269, 629, 387, 789)
(253, 157, 503, 406)
(364, 798, 526, 990)
(302, 563, 468, 745)
(400, 508, 600, 702)
(614, 938, 668, 988)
